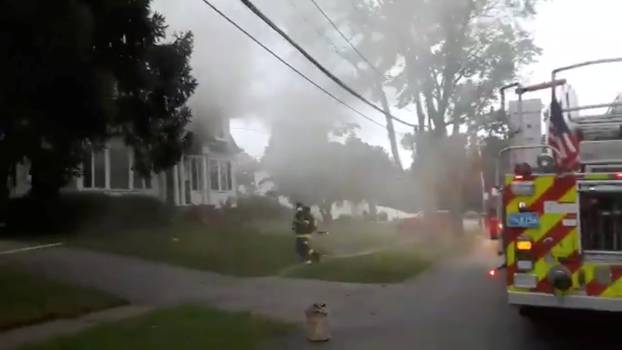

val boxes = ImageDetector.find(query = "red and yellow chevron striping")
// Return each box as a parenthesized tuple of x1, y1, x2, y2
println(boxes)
(504, 174, 577, 288)
(503, 172, 622, 301)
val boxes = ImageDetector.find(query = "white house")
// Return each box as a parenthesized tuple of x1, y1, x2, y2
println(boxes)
(8, 116, 240, 208)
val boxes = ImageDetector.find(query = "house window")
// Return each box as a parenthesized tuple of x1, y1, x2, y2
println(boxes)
(133, 172, 152, 190)
(82, 154, 93, 188)
(190, 158, 200, 191)
(210, 160, 219, 191)
(225, 161, 232, 191)
(93, 151, 106, 188)
(84, 144, 153, 191)
(219, 161, 229, 191)
(109, 146, 130, 189)
(209, 160, 232, 191)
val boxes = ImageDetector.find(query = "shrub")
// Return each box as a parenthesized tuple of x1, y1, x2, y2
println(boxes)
(7, 193, 172, 235)
(335, 214, 353, 223)
(227, 195, 291, 221)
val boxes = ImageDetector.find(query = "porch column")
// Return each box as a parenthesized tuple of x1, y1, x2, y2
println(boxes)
(179, 155, 186, 205)
(173, 164, 180, 206)
(104, 148, 111, 190)
(201, 156, 209, 205)
(128, 150, 134, 190)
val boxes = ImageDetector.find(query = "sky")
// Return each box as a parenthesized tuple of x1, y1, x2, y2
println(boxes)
(152, 0, 622, 161)
(520, 0, 622, 110)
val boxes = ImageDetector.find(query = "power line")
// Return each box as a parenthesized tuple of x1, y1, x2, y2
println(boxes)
(284, 0, 348, 72)
(309, 0, 417, 116)
(197, 0, 386, 129)
(240, 0, 417, 128)
(308, 0, 385, 79)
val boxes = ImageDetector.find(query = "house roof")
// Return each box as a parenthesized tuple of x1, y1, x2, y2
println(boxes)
(207, 134, 241, 155)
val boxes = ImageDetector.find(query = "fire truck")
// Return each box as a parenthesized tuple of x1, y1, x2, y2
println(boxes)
(498, 58, 622, 314)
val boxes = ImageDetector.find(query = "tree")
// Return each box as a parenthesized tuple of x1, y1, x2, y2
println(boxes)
(339, 135, 398, 214)
(262, 120, 344, 222)
(1, 0, 110, 202)
(236, 152, 261, 195)
(0, 0, 195, 223)
(126, 31, 197, 175)
(340, 0, 542, 233)
(262, 118, 406, 222)
(380, 0, 541, 136)
(279, 1, 405, 170)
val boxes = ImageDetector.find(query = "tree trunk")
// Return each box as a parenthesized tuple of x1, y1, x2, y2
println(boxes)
(29, 160, 61, 199)
(414, 98, 426, 132)
(165, 168, 176, 206)
(341, 55, 403, 171)
(376, 83, 403, 170)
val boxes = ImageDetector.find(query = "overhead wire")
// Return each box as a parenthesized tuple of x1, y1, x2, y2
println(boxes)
(308, 0, 385, 79)
(308, 0, 417, 117)
(240, 0, 417, 128)
(284, 0, 407, 140)
(284, 0, 349, 72)
(197, 0, 386, 129)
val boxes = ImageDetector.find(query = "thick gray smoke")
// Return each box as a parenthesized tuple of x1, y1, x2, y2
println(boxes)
(151, 0, 361, 135)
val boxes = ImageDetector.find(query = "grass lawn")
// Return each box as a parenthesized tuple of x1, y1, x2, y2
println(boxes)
(283, 248, 431, 283)
(21, 304, 295, 350)
(71, 221, 300, 277)
(69, 220, 403, 277)
(313, 220, 400, 255)
(0, 266, 124, 330)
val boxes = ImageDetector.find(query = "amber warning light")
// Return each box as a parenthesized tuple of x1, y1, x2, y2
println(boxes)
(516, 240, 533, 251)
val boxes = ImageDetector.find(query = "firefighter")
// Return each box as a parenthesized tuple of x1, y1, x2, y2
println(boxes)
(292, 203, 317, 263)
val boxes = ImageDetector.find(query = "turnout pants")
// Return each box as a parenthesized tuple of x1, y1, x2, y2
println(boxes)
(296, 235, 312, 261)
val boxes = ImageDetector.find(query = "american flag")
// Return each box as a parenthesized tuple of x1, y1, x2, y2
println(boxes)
(548, 99, 580, 171)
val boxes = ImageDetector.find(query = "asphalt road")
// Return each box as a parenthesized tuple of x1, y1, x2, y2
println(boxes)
(273, 239, 622, 350)
(3, 238, 622, 350)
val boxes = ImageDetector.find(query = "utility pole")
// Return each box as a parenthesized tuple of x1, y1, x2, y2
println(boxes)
(376, 82, 403, 170)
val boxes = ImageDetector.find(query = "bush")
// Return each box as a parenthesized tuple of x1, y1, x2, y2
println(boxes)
(226, 195, 291, 221)
(7, 193, 172, 235)
(335, 214, 353, 223)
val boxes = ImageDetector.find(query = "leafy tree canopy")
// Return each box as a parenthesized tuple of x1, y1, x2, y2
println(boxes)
(0, 0, 196, 199)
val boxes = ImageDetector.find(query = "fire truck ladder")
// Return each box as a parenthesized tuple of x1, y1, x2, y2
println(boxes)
(552, 58, 622, 142)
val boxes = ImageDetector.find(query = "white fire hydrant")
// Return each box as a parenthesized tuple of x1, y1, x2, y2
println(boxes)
(305, 303, 330, 342)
